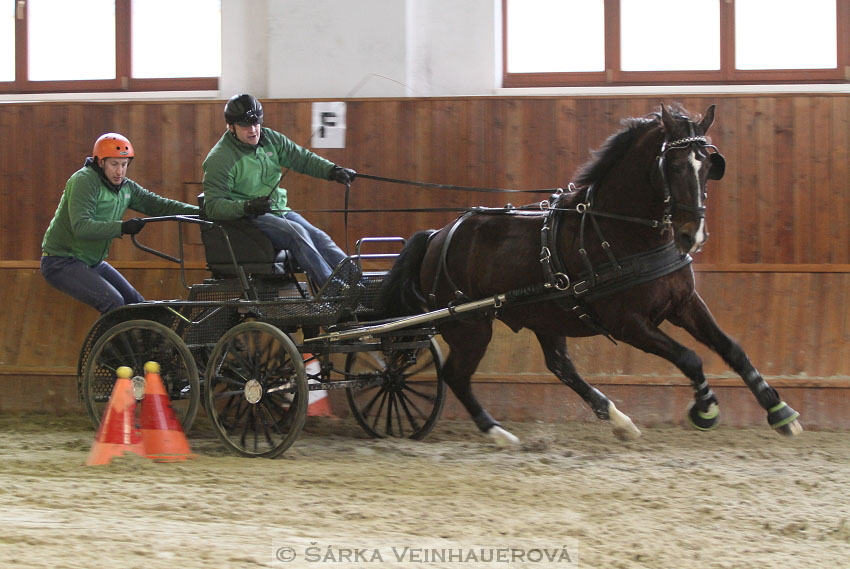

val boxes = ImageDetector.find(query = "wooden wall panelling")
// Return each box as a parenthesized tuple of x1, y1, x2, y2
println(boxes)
(811, 97, 833, 263)
(553, 98, 579, 188)
(791, 97, 813, 264)
(736, 98, 759, 263)
(703, 97, 736, 265)
(3, 95, 850, 419)
(754, 97, 775, 263)
(770, 97, 795, 264)
(833, 97, 850, 264)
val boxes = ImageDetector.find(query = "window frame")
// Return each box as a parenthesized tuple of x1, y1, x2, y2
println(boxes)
(3, 0, 218, 94)
(502, 0, 850, 88)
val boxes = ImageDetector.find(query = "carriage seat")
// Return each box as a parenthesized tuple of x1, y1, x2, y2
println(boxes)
(198, 193, 299, 279)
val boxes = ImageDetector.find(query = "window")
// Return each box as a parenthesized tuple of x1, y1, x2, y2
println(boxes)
(1, 0, 220, 93)
(504, 0, 849, 87)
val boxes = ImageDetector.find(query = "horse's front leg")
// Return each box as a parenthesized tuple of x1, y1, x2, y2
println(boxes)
(669, 292, 802, 436)
(536, 333, 641, 440)
(615, 316, 722, 432)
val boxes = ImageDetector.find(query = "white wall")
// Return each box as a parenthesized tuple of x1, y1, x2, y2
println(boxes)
(221, 0, 501, 99)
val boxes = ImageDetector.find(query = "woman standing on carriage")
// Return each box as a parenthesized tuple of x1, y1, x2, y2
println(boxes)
(201, 93, 356, 288)
(41, 133, 199, 314)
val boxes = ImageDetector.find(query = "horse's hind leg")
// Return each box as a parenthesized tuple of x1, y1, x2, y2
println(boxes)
(669, 292, 802, 436)
(440, 321, 520, 446)
(536, 333, 641, 440)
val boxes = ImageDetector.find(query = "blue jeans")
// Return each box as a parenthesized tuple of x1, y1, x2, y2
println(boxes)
(40, 256, 144, 314)
(250, 211, 346, 286)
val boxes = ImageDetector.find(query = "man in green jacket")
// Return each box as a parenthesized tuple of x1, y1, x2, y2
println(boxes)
(202, 94, 355, 288)
(41, 133, 199, 314)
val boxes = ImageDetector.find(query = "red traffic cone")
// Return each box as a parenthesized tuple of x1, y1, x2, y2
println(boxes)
(85, 366, 145, 466)
(306, 354, 334, 417)
(139, 361, 195, 462)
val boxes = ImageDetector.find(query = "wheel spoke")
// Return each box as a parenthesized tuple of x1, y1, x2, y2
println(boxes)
(400, 383, 438, 404)
(369, 388, 390, 432)
(359, 386, 385, 418)
(397, 389, 424, 431)
(345, 340, 445, 441)
(203, 322, 306, 458)
(384, 391, 398, 437)
(82, 320, 199, 433)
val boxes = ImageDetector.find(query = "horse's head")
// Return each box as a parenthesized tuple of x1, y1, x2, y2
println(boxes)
(658, 104, 726, 255)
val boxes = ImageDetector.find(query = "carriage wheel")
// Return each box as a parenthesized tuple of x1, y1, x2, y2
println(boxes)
(81, 320, 200, 432)
(203, 322, 307, 458)
(345, 338, 446, 440)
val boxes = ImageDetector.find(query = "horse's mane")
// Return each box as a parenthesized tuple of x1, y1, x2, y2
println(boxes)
(573, 115, 661, 188)
(574, 103, 702, 188)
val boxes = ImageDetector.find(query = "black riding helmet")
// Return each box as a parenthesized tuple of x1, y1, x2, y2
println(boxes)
(224, 94, 263, 126)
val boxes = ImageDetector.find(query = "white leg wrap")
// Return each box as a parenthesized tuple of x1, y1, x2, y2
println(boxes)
(609, 401, 641, 441)
(486, 425, 520, 446)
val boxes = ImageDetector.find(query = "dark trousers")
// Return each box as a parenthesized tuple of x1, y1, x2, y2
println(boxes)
(40, 255, 144, 314)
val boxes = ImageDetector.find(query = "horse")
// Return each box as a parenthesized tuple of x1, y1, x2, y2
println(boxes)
(380, 103, 802, 445)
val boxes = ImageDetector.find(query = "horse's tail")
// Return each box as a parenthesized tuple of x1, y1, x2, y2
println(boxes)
(380, 229, 436, 318)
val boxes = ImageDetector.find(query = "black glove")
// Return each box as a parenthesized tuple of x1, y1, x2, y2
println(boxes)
(328, 165, 356, 185)
(244, 196, 273, 217)
(121, 218, 146, 235)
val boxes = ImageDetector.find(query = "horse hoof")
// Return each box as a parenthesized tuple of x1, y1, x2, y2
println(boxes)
(768, 402, 801, 436)
(775, 419, 804, 437)
(486, 425, 520, 446)
(687, 401, 720, 431)
(608, 401, 641, 441)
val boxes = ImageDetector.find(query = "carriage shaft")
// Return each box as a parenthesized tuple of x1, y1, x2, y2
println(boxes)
(305, 294, 508, 343)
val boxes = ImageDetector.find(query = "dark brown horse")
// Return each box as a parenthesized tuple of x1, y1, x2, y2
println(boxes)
(381, 104, 802, 445)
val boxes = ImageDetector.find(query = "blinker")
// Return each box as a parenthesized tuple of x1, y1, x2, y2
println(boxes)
(707, 152, 725, 180)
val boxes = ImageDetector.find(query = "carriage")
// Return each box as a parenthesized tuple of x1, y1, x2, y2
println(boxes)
(76, 104, 803, 459)
(76, 214, 448, 458)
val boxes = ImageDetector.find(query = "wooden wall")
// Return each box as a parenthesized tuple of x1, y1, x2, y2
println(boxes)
(2, 95, 849, 424)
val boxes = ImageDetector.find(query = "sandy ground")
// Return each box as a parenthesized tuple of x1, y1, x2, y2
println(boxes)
(0, 412, 847, 569)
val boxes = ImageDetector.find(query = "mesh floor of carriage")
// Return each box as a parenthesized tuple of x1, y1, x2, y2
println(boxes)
(182, 260, 386, 345)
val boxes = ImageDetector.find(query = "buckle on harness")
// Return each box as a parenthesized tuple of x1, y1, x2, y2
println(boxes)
(554, 273, 570, 291)
(573, 280, 589, 296)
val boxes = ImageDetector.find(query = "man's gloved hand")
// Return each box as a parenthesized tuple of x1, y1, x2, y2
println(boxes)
(121, 218, 146, 235)
(244, 196, 273, 217)
(328, 165, 356, 185)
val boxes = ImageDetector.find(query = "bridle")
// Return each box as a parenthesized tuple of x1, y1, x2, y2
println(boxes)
(655, 123, 726, 228)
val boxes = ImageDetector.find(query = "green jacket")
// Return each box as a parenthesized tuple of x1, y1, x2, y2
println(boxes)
(201, 127, 335, 220)
(42, 160, 199, 266)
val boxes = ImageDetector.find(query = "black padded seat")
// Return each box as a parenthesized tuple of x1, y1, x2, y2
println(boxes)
(198, 193, 299, 279)
(200, 220, 288, 278)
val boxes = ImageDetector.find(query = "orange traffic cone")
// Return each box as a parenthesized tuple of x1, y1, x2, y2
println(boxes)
(305, 354, 334, 417)
(85, 366, 146, 466)
(139, 361, 195, 462)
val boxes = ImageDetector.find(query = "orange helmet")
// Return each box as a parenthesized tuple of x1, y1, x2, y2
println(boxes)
(92, 133, 134, 160)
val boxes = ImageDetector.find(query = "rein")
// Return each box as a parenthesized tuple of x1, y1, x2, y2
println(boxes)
(356, 172, 559, 194)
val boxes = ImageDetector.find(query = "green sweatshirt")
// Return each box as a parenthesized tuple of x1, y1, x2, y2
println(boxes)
(201, 127, 335, 220)
(41, 160, 199, 266)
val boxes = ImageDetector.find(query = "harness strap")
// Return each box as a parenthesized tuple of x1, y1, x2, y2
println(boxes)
(588, 212, 621, 273)
(428, 211, 472, 308)
(540, 209, 570, 290)
(570, 241, 691, 301)
(541, 195, 616, 341)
